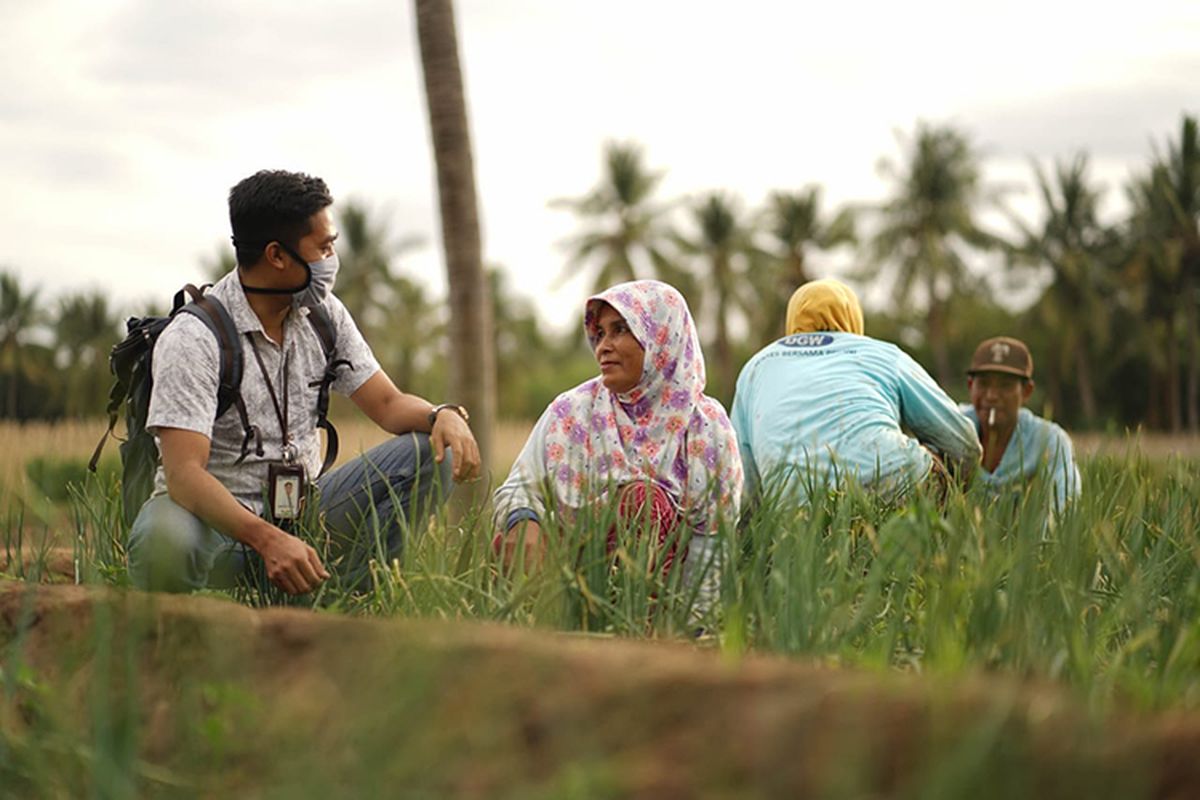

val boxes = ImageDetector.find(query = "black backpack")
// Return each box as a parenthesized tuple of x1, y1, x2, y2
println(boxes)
(89, 283, 349, 525)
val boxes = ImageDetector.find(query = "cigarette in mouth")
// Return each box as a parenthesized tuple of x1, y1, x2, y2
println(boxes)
(988, 408, 996, 427)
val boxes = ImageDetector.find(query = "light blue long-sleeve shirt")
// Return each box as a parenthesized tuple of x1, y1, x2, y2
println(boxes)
(959, 404, 1080, 512)
(731, 332, 981, 503)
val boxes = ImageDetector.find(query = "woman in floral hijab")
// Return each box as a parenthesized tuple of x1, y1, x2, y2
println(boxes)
(493, 280, 743, 608)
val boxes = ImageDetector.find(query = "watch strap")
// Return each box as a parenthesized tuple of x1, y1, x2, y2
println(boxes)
(428, 403, 469, 428)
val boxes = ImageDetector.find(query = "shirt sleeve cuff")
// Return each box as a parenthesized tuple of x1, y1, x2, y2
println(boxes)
(505, 508, 541, 531)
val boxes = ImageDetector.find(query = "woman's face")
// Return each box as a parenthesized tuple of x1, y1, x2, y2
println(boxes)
(592, 304, 645, 394)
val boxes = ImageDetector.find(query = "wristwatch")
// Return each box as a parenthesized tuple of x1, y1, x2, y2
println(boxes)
(428, 403, 470, 428)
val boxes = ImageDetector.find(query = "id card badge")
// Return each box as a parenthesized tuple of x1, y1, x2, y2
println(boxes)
(268, 462, 307, 522)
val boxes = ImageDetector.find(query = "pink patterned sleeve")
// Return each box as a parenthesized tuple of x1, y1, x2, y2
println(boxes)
(686, 396, 744, 537)
(711, 407, 744, 532)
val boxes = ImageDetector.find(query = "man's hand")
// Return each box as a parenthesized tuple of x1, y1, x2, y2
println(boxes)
(349, 372, 483, 482)
(257, 528, 330, 595)
(431, 410, 481, 482)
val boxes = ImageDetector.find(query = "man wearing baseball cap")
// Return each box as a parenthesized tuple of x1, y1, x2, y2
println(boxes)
(961, 336, 1080, 511)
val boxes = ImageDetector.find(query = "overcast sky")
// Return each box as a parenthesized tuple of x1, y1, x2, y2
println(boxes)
(3, 0, 1197, 332)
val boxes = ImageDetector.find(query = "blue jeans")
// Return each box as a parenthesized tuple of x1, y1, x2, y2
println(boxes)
(127, 432, 453, 593)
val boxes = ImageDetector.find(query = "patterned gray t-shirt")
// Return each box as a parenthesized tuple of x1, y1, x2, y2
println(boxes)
(146, 271, 380, 512)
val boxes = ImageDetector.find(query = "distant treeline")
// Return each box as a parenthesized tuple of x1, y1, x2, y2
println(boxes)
(3, 115, 1197, 430)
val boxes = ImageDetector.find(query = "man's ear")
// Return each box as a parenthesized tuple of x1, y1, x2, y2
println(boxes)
(263, 241, 288, 271)
(1022, 379, 1035, 403)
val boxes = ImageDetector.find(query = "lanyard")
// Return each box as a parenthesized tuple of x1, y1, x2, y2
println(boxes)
(245, 333, 294, 463)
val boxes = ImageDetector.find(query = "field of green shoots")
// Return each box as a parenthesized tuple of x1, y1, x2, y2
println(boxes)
(3, 423, 1200, 797)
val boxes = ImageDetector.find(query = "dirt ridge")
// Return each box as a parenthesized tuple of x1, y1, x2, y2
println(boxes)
(3, 580, 1199, 798)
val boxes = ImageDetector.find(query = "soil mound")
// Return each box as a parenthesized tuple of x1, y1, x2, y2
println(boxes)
(2, 580, 1198, 798)
(0, 546, 77, 583)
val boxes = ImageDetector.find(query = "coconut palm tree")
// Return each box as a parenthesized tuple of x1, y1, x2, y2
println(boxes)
(1009, 154, 1116, 426)
(489, 267, 549, 419)
(0, 271, 43, 419)
(754, 187, 856, 343)
(415, 0, 495, 468)
(379, 273, 446, 396)
(552, 142, 682, 295)
(1153, 116, 1200, 430)
(1126, 174, 1182, 430)
(872, 123, 1003, 387)
(1125, 115, 1200, 431)
(54, 290, 123, 417)
(677, 192, 758, 400)
(334, 200, 426, 330)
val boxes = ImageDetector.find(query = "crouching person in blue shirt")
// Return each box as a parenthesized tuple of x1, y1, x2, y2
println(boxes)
(731, 278, 981, 506)
(961, 336, 1081, 513)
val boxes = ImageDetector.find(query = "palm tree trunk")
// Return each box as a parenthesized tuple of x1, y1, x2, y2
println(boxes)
(1147, 366, 1162, 429)
(415, 0, 495, 469)
(788, 250, 809, 288)
(1185, 274, 1199, 432)
(1167, 319, 1182, 432)
(1048, 373, 1063, 425)
(926, 297, 952, 389)
(706, 253, 736, 401)
(762, 250, 808, 342)
(6, 345, 20, 419)
(1073, 339, 1097, 427)
(714, 281, 733, 402)
(5, 363, 14, 419)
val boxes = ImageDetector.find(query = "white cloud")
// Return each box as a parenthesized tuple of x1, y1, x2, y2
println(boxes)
(2, 0, 1197, 332)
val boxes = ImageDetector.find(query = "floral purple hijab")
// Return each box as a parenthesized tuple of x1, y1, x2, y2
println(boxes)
(493, 280, 742, 537)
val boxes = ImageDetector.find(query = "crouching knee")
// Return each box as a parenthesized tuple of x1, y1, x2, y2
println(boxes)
(127, 496, 212, 593)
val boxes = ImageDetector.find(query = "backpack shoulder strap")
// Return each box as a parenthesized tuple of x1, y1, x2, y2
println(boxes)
(173, 283, 206, 313)
(179, 295, 241, 406)
(306, 302, 338, 358)
(179, 293, 263, 463)
(306, 303, 351, 476)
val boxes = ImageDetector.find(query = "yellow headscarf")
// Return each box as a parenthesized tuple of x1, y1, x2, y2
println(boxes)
(785, 278, 864, 336)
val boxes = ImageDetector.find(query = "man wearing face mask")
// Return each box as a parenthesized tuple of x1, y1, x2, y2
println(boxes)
(127, 169, 481, 595)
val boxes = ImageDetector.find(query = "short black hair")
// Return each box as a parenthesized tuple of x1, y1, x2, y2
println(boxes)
(228, 170, 333, 267)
